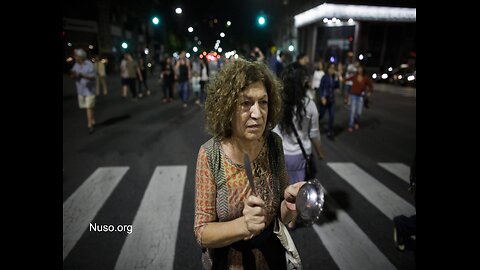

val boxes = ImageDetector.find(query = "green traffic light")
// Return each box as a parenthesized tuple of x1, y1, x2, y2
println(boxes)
(257, 16, 266, 27)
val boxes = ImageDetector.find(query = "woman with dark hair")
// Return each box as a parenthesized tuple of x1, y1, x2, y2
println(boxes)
(273, 63, 325, 229)
(344, 65, 373, 132)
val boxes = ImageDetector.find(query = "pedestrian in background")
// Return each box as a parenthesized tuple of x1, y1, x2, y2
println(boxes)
(71, 48, 96, 134)
(94, 55, 108, 96)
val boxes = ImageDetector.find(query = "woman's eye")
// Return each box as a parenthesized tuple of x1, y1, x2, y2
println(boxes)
(260, 100, 268, 105)
(241, 100, 252, 106)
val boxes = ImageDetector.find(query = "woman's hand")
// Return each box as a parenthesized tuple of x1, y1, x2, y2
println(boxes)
(284, 182, 306, 211)
(242, 195, 267, 239)
(321, 97, 327, 106)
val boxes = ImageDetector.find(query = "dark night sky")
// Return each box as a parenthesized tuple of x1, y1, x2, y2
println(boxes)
(63, 0, 415, 53)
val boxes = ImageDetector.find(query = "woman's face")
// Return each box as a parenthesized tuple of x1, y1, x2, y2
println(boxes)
(231, 81, 269, 141)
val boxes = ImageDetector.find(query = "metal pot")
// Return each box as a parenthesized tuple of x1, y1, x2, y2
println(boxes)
(295, 178, 325, 226)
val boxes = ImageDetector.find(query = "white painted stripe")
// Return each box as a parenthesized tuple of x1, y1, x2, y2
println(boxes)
(115, 166, 187, 270)
(378, 162, 410, 184)
(313, 193, 396, 270)
(328, 163, 415, 219)
(63, 167, 129, 260)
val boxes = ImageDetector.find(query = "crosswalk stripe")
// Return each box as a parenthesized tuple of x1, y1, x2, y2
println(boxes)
(114, 166, 187, 270)
(313, 191, 396, 270)
(378, 162, 410, 184)
(327, 163, 415, 219)
(63, 167, 129, 260)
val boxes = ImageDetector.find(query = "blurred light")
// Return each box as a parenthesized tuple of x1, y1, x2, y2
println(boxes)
(186, 52, 191, 58)
(330, 56, 335, 63)
(407, 75, 415, 81)
(220, 32, 225, 38)
(288, 45, 294, 52)
(217, 55, 221, 59)
(218, 47, 223, 53)
(348, 18, 354, 23)
(400, 64, 409, 68)
(332, 17, 337, 23)
(88, 45, 94, 49)
(152, 17, 159, 25)
(388, 67, 393, 72)
(216, 39, 220, 44)
(121, 42, 128, 49)
(193, 47, 198, 52)
(144, 48, 149, 55)
(257, 16, 266, 26)
(194, 36, 198, 41)
(199, 54, 204, 59)
(188, 27, 194, 33)
(197, 41, 202, 45)
(213, 52, 217, 56)
(173, 52, 179, 58)
(372, 73, 377, 79)
(234, 54, 239, 59)
(66, 57, 73, 62)
(214, 19, 218, 23)
(67, 42, 72, 47)
(323, 18, 328, 23)
(226, 21, 231, 26)
(294, 3, 416, 28)
(202, 51, 207, 56)
(358, 54, 364, 60)
(101, 58, 108, 64)
(147, 63, 152, 67)
(175, 8, 182, 14)
(381, 73, 388, 79)
(398, 75, 403, 80)
(207, 54, 216, 61)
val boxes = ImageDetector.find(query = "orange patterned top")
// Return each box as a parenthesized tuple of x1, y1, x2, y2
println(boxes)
(194, 133, 289, 269)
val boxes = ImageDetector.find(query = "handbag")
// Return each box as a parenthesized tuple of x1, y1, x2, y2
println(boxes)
(364, 96, 370, 109)
(292, 125, 317, 180)
(274, 217, 303, 270)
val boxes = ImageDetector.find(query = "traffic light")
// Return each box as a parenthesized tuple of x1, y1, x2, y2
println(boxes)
(257, 15, 267, 27)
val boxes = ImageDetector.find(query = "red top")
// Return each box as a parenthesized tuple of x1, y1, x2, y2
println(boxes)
(345, 75, 373, 96)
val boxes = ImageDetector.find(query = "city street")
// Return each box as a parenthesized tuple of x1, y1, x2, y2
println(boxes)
(63, 74, 416, 270)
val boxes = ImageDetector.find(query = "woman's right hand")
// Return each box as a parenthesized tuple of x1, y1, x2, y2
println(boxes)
(242, 195, 266, 240)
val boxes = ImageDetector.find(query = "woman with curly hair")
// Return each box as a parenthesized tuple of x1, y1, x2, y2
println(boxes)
(194, 58, 304, 269)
